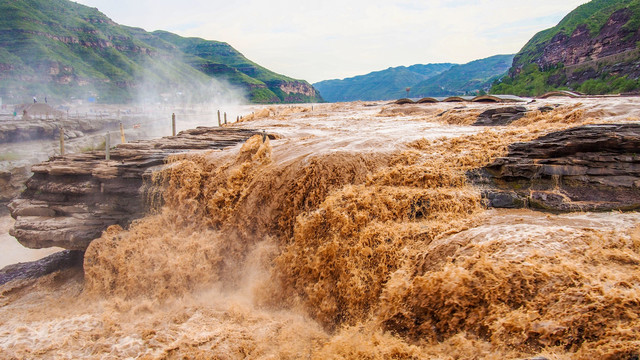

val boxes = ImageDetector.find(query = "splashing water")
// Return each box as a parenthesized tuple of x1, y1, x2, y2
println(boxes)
(1, 99, 640, 359)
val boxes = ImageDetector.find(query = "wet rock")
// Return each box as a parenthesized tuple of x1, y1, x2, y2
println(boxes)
(482, 190, 526, 208)
(9, 127, 264, 250)
(480, 124, 640, 212)
(0, 250, 83, 285)
(473, 106, 528, 126)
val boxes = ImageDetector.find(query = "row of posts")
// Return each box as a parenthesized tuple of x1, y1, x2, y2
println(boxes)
(58, 121, 125, 160)
(59, 110, 242, 160)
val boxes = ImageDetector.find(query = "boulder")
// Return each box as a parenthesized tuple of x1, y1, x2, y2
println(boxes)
(473, 106, 528, 126)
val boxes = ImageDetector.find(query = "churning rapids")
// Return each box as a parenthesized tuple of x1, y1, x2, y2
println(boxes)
(2, 98, 640, 359)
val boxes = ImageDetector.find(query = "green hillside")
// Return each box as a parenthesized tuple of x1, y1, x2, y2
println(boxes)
(492, 0, 640, 96)
(313, 63, 454, 102)
(411, 55, 514, 97)
(0, 0, 321, 104)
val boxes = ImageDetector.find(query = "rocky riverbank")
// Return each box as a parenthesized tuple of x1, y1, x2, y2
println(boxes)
(478, 123, 640, 212)
(8, 127, 266, 250)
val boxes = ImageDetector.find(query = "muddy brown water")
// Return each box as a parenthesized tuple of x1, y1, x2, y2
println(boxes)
(1, 99, 640, 359)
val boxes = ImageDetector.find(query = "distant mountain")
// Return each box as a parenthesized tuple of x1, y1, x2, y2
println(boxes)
(492, 0, 640, 96)
(313, 63, 454, 102)
(313, 55, 514, 102)
(411, 55, 514, 97)
(0, 0, 322, 104)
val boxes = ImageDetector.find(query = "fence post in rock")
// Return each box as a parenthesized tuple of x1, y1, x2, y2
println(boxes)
(59, 128, 64, 156)
(105, 132, 111, 161)
(217, 110, 221, 126)
(224, 112, 227, 125)
(120, 122, 125, 143)
(172, 113, 176, 136)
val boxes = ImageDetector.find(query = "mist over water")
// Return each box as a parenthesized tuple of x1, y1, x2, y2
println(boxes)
(134, 54, 252, 137)
(1, 99, 640, 359)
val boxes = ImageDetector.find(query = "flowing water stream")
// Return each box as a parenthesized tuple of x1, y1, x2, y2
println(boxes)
(1, 99, 639, 359)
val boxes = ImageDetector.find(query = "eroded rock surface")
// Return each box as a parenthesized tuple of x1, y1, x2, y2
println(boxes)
(474, 106, 528, 126)
(0, 116, 144, 144)
(9, 127, 263, 250)
(0, 250, 83, 286)
(0, 164, 31, 204)
(479, 124, 640, 211)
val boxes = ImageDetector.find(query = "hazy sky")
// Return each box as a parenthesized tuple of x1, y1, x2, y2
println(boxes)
(74, 0, 587, 83)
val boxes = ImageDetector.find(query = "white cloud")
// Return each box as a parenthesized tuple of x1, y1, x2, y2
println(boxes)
(74, 0, 588, 83)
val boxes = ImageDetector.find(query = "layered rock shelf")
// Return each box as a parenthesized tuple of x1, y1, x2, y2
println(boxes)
(0, 116, 146, 144)
(479, 124, 640, 212)
(8, 127, 264, 250)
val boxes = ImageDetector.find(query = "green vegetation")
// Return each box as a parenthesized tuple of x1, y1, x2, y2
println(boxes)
(411, 55, 514, 97)
(0, 0, 321, 104)
(578, 75, 640, 94)
(516, 0, 640, 66)
(313, 63, 454, 102)
(493, 0, 640, 96)
(491, 64, 563, 96)
(314, 56, 513, 102)
(0, 152, 23, 161)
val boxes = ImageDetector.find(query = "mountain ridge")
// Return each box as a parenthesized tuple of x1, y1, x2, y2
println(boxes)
(492, 0, 640, 96)
(0, 0, 322, 104)
(411, 54, 514, 97)
(313, 55, 513, 102)
(313, 63, 454, 102)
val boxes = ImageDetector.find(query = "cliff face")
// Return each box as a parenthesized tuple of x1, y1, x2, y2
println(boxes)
(493, 0, 640, 96)
(0, 0, 322, 104)
(531, 9, 639, 69)
(278, 81, 317, 97)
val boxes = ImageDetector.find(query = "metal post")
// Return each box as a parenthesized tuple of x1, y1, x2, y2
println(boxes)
(172, 113, 176, 136)
(59, 128, 64, 156)
(105, 132, 110, 161)
(217, 110, 221, 126)
(120, 122, 125, 143)
(224, 112, 227, 125)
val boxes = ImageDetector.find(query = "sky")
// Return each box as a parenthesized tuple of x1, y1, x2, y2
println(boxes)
(74, 0, 588, 83)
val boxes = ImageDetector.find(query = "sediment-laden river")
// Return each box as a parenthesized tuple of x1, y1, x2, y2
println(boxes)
(1, 98, 639, 359)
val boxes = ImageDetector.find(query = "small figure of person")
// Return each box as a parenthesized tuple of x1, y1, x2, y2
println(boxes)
(33, 96, 37, 103)
(45, 96, 47, 104)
